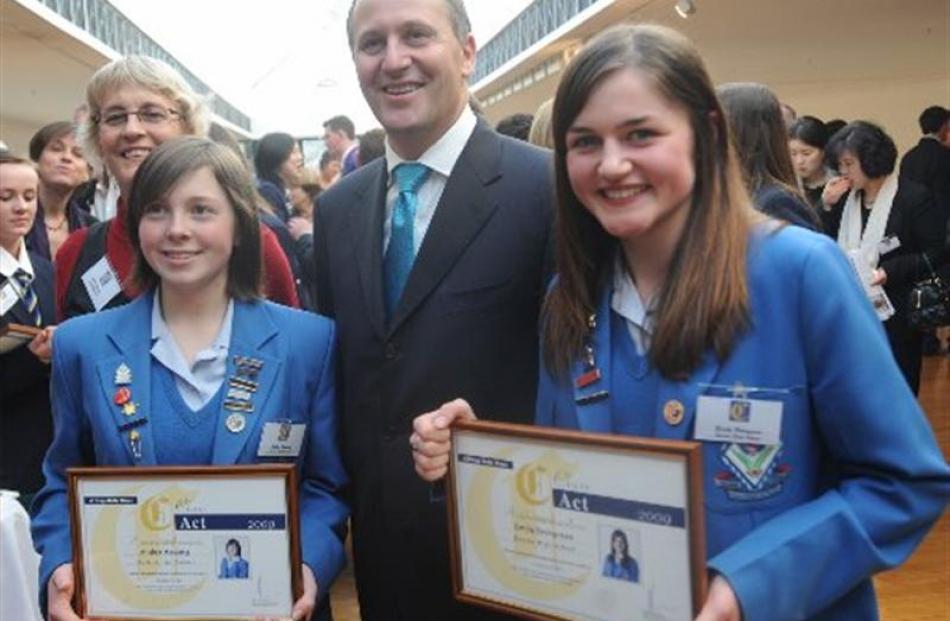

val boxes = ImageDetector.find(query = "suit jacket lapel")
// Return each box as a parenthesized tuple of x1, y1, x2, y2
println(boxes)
(33, 259, 55, 326)
(346, 161, 388, 341)
(211, 301, 281, 464)
(389, 123, 502, 333)
(95, 294, 157, 465)
(5, 297, 32, 327)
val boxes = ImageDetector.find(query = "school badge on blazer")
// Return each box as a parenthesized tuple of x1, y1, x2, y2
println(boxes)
(713, 443, 790, 501)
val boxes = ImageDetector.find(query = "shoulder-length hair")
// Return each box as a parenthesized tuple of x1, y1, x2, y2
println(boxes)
(79, 55, 210, 171)
(717, 82, 802, 198)
(544, 24, 755, 380)
(253, 132, 295, 187)
(126, 137, 262, 300)
(824, 120, 897, 179)
(29, 121, 78, 162)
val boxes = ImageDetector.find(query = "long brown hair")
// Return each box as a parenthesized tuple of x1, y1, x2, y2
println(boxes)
(717, 82, 803, 199)
(544, 24, 756, 380)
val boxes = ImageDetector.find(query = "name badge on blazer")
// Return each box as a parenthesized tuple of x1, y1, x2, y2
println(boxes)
(257, 422, 306, 458)
(81, 256, 122, 311)
(878, 235, 901, 256)
(694, 396, 782, 445)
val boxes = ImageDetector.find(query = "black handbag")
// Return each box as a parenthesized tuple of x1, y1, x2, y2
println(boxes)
(906, 252, 950, 330)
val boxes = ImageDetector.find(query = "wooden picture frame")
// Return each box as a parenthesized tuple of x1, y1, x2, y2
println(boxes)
(0, 322, 43, 339)
(0, 322, 42, 354)
(446, 420, 706, 621)
(68, 464, 301, 621)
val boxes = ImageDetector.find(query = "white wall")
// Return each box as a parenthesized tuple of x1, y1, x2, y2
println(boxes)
(0, 119, 40, 156)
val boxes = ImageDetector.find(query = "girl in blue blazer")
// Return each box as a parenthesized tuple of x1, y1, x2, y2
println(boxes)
(32, 137, 348, 621)
(410, 25, 948, 621)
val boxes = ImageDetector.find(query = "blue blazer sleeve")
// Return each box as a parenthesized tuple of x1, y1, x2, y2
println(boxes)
(30, 322, 95, 614)
(298, 320, 349, 594)
(707, 235, 949, 620)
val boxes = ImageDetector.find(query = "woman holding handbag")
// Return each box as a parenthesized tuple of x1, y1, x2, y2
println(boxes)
(821, 121, 946, 394)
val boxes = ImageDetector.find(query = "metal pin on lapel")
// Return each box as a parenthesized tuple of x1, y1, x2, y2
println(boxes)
(129, 430, 142, 460)
(114, 363, 132, 385)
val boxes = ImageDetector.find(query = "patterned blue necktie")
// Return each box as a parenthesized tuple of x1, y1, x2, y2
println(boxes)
(13, 268, 42, 326)
(384, 162, 430, 319)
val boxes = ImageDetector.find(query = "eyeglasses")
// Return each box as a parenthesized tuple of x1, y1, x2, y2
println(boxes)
(94, 107, 182, 129)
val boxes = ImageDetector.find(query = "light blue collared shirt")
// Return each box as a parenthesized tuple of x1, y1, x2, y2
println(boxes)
(150, 293, 233, 410)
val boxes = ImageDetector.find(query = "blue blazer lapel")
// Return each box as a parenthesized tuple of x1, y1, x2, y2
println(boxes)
(212, 301, 282, 465)
(30, 252, 56, 325)
(655, 350, 722, 440)
(570, 291, 613, 433)
(94, 293, 157, 465)
(569, 284, 724, 440)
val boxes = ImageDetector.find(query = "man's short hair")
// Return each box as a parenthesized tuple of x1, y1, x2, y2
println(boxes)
(347, 0, 471, 49)
(323, 115, 356, 140)
(918, 106, 949, 135)
(495, 113, 533, 142)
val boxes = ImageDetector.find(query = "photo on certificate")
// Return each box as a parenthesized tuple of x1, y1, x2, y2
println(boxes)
(446, 420, 706, 621)
(67, 465, 301, 621)
(599, 526, 640, 584)
(216, 536, 251, 579)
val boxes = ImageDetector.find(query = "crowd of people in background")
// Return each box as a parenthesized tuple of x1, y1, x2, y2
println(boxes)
(497, 99, 950, 377)
(0, 1, 948, 620)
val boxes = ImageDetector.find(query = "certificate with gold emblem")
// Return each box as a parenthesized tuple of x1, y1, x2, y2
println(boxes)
(446, 420, 706, 621)
(68, 465, 301, 620)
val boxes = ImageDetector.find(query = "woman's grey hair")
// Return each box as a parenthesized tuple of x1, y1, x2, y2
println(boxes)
(79, 55, 210, 170)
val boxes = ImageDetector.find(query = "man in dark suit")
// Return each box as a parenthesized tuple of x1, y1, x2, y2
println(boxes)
(312, 0, 553, 618)
(900, 105, 950, 217)
(900, 106, 950, 354)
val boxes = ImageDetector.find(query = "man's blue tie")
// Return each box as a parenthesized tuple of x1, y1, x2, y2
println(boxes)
(13, 268, 42, 326)
(384, 162, 430, 319)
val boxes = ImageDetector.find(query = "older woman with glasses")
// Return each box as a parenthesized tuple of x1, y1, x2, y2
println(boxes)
(54, 55, 299, 320)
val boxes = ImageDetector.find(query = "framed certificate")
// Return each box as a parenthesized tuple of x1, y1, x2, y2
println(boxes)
(0, 322, 42, 354)
(68, 465, 301, 620)
(446, 420, 706, 621)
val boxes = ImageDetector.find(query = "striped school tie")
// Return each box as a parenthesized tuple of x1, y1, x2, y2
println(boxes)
(13, 268, 42, 326)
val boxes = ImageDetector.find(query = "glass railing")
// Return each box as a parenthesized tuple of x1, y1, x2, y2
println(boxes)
(38, 0, 252, 132)
(472, 0, 602, 84)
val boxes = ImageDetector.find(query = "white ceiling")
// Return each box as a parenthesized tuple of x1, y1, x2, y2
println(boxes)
(0, 0, 108, 129)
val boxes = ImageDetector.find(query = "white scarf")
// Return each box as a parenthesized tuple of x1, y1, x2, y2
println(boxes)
(836, 173, 898, 270)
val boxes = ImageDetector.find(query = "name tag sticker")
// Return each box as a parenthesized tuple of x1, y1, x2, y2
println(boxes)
(257, 422, 306, 457)
(0, 282, 17, 316)
(694, 395, 782, 445)
(879, 235, 901, 255)
(81, 256, 121, 311)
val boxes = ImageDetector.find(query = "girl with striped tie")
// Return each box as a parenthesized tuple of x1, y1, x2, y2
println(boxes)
(0, 152, 56, 503)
